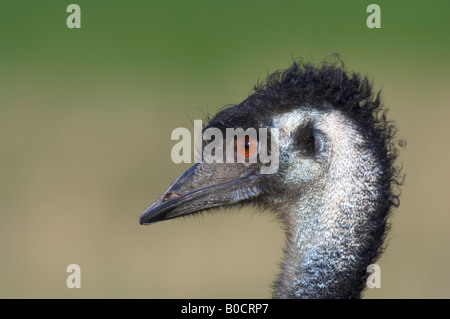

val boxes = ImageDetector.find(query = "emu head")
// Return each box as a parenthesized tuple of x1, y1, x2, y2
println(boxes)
(139, 61, 402, 298)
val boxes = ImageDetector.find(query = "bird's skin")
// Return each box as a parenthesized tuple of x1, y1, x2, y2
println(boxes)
(139, 60, 402, 299)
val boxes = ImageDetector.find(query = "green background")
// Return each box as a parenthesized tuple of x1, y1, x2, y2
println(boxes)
(1, 1, 449, 298)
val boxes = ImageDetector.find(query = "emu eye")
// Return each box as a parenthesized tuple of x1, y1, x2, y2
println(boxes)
(235, 136, 259, 160)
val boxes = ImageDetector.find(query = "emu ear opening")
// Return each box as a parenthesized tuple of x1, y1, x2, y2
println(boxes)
(294, 121, 321, 156)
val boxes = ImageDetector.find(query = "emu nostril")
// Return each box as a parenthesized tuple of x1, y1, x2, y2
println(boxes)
(163, 192, 181, 201)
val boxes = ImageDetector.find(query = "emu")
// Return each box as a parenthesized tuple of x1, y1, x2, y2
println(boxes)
(139, 60, 402, 298)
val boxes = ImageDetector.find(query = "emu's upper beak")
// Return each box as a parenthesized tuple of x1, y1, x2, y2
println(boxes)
(139, 163, 262, 225)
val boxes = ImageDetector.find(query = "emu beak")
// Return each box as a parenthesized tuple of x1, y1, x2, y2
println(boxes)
(139, 163, 262, 225)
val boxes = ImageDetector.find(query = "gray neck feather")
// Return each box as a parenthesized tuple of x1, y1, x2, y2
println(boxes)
(273, 112, 384, 299)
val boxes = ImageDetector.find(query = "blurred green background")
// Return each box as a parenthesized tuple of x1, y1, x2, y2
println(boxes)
(1, 1, 449, 298)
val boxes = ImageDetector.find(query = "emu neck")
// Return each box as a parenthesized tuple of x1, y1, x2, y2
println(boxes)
(274, 119, 385, 299)
(274, 198, 376, 299)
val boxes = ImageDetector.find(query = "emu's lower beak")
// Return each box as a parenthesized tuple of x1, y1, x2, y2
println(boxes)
(139, 163, 262, 225)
